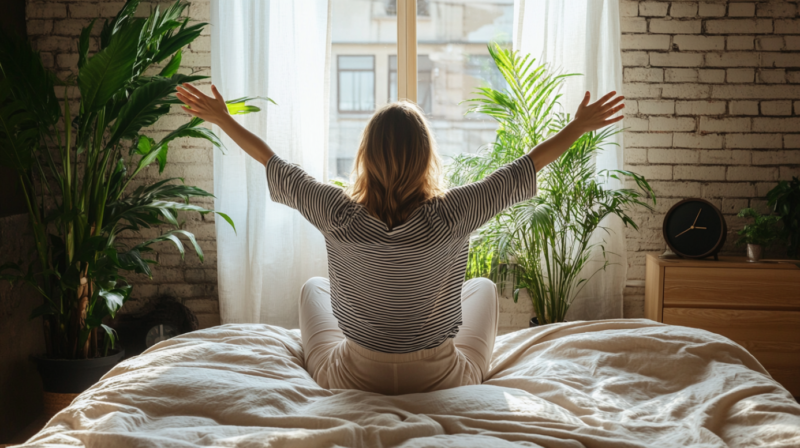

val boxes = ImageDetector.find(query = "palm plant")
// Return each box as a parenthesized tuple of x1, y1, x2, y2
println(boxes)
(450, 44, 655, 325)
(0, 0, 263, 359)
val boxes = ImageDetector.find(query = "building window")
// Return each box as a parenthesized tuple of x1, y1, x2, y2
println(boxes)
(336, 157, 355, 178)
(386, 0, 429, 16)
(389, 55, 433, 113)
(338, 55, 375, 112)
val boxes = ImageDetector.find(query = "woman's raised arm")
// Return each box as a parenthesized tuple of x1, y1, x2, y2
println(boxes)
(176, 83, 275, 166)
(528, 91, 625, 171)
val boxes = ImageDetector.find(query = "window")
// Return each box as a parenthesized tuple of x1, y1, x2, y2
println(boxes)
(386, 0, 429, 16)
(329, 0, 512, 180)
(336, 158, 355, 177)
(389, 55, 433, 113)
(338, 55, 375, 113)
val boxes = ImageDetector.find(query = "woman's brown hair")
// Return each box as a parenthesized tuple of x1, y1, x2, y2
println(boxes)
(350, 101, 443, 230)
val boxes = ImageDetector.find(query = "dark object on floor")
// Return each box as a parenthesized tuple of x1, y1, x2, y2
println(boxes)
(108, 297, 199, 359)
(32, 349, 125, 394)
(529, 317, 539, 327)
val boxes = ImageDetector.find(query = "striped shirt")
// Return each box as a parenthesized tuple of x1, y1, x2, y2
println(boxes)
(265, 155, 537, 354)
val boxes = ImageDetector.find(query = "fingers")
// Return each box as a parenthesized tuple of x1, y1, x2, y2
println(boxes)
(176, 85, 198, 100)
(176, 91, 201, 109)
(591, 90, 616, 106)
(181, 83, 207, 98)
(579, 91, 590, 108)
(604, 114, 625, 124)
(211, 84, 225, 104)
(599, 95, 624, 112)
(181, 105, 202, 117)
(601, 103, 625, 118)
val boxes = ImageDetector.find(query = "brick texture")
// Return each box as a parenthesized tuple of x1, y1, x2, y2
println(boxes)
(622, 1, 800, 317)
(25, 0, 219, 328)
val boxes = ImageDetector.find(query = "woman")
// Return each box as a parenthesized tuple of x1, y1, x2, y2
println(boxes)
(176, 83, 624, 395)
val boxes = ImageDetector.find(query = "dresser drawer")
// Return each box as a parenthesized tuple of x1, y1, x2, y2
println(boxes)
(663, 267, 800, 310)
(663, 308, 800, 395)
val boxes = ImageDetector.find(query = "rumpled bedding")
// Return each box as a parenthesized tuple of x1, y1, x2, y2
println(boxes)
(18, 319, 800, 447)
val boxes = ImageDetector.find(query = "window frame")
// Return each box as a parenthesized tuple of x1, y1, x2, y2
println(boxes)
(337, 54, 377, 114)
(389, 54, 432, 113)
(396, 0, 417, 104)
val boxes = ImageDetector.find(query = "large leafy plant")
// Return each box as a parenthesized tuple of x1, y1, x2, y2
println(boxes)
(449, 44, 655, 325)
(0, 0, 262, 359)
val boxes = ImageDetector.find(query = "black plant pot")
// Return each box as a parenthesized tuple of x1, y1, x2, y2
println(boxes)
(32, 349, 125, 394)
(529, 317, 539, 327)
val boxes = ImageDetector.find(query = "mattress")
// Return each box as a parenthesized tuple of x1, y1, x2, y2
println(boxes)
(17, 319, 800, 447)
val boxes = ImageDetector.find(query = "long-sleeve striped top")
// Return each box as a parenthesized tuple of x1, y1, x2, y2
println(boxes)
(265, 155, 537, 354)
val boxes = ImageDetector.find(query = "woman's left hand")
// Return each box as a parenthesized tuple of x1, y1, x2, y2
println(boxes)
(572, 91, 625, 134)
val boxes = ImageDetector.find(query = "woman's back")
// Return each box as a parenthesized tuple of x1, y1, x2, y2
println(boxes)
(266, 153, 537, 354)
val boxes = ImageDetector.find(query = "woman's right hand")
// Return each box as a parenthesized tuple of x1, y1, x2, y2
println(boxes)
(570, 91, 625, 134)
(176, 83, 231, 126)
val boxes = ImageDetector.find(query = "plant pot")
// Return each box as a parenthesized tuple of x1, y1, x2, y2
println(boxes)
(747, 244, 763, 262)
(32, 349, 125, 394)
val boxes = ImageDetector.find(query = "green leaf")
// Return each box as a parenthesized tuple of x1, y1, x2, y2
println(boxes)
(100, 324, 118, 350)
(0, 29, 60, 128)
(158, 49, 182, 77)
(0, 82, 38, 171)
(100, 0, 142, 49)
(227, 103, 261, 115)
(79, 19, 144, 113)
(135, 135, 156, 155)
(155, 117, 226, 152)
(131, 143, 165, 178)
(108, 73, 196, 145)
(156, 143, 169, 173)
(139, 229, 204, 262)
(98, 287, 126, 318)
(153, 21, 205, 63)
(78, 19, 96, 70)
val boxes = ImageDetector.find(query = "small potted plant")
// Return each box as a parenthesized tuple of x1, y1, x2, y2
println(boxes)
(767, 177, 800, 259)
(735, 208, 781, 262)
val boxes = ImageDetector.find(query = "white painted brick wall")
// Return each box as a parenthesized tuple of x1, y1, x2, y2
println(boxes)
(25, 0, 220, 329)
(622, 0, 800, 318)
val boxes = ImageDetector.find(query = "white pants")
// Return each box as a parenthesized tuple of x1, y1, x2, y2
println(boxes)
(298, 277, 499, 395)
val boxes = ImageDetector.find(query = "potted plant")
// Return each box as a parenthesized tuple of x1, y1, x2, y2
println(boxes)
(449, 45, 655, 325)
(735, 208, 781, 262)
(0, 0, 262, 398)
(766, 177, 800, 260)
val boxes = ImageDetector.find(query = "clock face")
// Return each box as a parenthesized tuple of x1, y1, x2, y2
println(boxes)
(145, 324, 178, 347)
(664, 200, 725, 258)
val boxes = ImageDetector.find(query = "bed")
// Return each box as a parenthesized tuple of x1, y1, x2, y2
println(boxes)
(17, 319, 800, 447)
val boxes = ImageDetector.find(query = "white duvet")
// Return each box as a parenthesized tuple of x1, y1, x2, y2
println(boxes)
(18, 319, 800, 447)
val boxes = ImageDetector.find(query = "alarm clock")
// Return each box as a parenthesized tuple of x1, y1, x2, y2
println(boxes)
(662, 198, 727, 259)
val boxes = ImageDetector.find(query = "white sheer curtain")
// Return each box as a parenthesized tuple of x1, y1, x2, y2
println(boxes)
(211, 0, 332, 327)
(514, 0, 626, 320)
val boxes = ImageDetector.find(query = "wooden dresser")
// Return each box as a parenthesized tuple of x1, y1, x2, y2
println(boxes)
(644, 253, 800, 396)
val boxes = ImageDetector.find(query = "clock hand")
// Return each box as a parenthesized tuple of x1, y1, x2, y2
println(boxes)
(695, 227, 706, 229)
(675, 228, 692, 238)
(692, 208, 702, 227)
